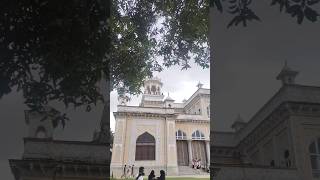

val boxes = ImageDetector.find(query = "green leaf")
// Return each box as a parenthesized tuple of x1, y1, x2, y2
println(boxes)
(305, 6, 319, 22)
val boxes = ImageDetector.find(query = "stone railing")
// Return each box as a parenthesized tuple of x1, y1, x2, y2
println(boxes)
(176, 114, 209, 121)
(117, 105, 174, 114)
(23, 138, 110, 163)
(237, 85, 320, 142)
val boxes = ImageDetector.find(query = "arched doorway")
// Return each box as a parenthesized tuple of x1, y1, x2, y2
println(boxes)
(191, 130, 207, 166)
(35, 126, 47, 138)
(135, 132, 155, 161)
(176, 130, 189, 166)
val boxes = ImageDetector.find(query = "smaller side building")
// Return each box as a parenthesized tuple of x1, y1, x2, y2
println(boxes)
(9, 107, 110, 180)
(211, 64, 320, 180)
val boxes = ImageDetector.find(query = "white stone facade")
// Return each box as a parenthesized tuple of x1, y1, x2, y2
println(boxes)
(210, 62, 320, 180)
(9, 108, 110, 180)
(111, 77, 210, 177)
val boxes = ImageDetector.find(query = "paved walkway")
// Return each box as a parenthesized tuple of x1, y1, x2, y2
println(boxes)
(167, 174, 210, 178)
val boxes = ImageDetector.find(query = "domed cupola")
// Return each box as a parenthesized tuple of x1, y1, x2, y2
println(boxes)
(164, 93, 175, 108)
(140, 77, 165, 107)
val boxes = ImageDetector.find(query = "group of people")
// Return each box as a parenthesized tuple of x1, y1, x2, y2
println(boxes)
(146, 169, 165, 180)
(191, 158, 202, 169)
(120, 164, 135, 179)
(121, 166, 165, 180)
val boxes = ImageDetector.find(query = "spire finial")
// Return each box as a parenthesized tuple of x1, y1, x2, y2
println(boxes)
(197, 81, 203, 89)
(236, 113, 244, 122)
(164, 92, 174, 101)
(284, 60, 287, 67)
(276, 60, 299, 86)
(283, 60, 289, 70)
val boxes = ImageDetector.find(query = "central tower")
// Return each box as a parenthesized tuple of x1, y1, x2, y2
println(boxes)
(140, 77, 165, 107)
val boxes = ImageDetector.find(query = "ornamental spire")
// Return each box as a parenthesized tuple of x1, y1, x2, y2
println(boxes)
(197, 81, 203, 89)
(276, 60, 299, 86)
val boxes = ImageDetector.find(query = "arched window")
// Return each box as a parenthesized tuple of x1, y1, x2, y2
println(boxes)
(309, 138, 320, 178)
(176, 130, 187, 140)
(136, 132, 155, 160)
(157, 87, 160, 94)
(147, 86, 151, 94)
(192, 130, 205, 140)
(35, 126, 47, 138)
(151, 85, 156, 94)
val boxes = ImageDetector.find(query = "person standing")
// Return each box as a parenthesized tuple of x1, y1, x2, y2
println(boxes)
(148, 170, 156, 180)
(196, 159, 198, 169)
(136, 166, 145, 180)
(131, 165, 135, 178)
(121, 164, 127, 179)
(127, 165, 131, 178)
(284, 150, 291, 167)
(157, 170, 165, 180)
(192, 158, 195, 168)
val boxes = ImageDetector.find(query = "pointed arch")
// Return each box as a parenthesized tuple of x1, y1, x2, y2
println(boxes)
(135, 132, 155, 160)
(151, 85, 157, 94)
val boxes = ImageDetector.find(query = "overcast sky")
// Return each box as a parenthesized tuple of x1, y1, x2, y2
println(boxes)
(110, 64, 210, 132)
(212, 0, 320, 131)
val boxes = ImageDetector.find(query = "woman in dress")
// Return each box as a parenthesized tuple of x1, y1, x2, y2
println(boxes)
(148, 170, 156, 180)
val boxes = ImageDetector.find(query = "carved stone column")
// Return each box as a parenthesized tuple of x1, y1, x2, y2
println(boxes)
(187, 140, 193, 166)
(205, 140, 210, 167)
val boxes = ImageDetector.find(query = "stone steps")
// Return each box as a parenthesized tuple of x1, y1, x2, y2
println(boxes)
(178, 166, 209, 176)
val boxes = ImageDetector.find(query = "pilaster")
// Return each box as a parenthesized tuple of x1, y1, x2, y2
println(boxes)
(187, 140, 193, 166)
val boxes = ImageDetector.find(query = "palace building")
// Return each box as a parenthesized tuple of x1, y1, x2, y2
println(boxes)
(110, 77, 210, 177)
(9, 107, 111, 180)
(211, 64, 320, 180)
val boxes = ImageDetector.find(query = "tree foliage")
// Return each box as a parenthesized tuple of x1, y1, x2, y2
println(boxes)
(212, 0, 320, 27)
(1, 0, 109, 127)
(0, 0, 209, 127)
(110, 0, 209, 94)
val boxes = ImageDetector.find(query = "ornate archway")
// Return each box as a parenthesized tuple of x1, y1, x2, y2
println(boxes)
(135, 132, 155, 161)
(176, 130, 189, 166)
(191, 130, 207, 166)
